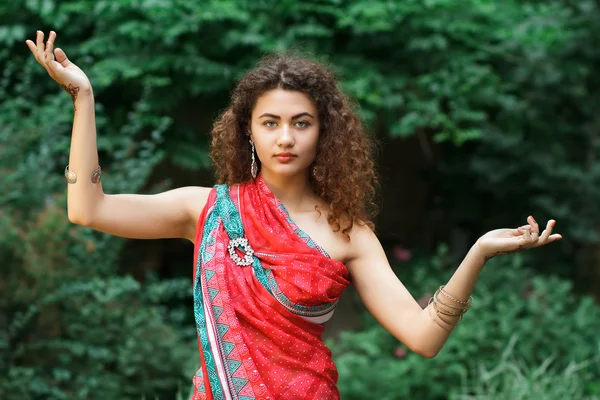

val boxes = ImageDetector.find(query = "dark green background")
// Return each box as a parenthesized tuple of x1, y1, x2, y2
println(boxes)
(1, 0, 599, 398)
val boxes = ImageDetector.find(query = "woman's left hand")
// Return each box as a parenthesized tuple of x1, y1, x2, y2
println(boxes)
(475, 216, 562, 261)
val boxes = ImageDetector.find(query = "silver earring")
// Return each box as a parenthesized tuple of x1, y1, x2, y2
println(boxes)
(250, 139, 258, 178)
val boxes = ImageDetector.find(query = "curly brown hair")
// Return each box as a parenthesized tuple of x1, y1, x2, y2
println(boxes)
(210, 53, 378, 240)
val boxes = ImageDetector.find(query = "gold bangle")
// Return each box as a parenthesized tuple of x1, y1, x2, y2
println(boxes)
(64, 165, 102, 184)
(432, 301, 464, 318)
(432, 302, 460, 325)
(427, 305, 453, 332)
(430, 294, 469, 325)
(432, 301, 459, 322)
(429, 295, 465, 315)
(439, 285, 474, 306)
(433, 290, 470, 312)
(432, 292, 470, 317)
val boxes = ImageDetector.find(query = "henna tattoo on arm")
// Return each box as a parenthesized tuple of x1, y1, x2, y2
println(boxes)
(60, 84, 80, 112)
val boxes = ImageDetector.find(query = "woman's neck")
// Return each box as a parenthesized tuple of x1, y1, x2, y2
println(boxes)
(260, 169, 316, 213)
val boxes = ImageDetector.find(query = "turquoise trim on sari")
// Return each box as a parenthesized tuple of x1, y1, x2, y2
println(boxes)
(277, 203, 331, 259)
(193, 188, 225, 400)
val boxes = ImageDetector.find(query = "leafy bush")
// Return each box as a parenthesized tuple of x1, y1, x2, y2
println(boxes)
(330, 247, 600, 400)
(2, 0, 600, 247)
(1, 272, 195, 400)
(2, 0, 600, 398)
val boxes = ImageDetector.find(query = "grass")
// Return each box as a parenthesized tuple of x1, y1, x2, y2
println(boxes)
(452, 337, 600, 400)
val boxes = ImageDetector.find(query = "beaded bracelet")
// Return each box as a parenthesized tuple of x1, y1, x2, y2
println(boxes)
(439, 285, 474, 306)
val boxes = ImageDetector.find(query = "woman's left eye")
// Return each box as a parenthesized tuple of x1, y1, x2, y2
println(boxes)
(295, 121, 309, 128)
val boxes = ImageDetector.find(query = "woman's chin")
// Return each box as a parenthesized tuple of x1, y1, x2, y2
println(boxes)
(262, 164, 310, 178)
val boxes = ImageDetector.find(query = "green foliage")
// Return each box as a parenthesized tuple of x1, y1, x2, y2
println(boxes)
(3, 0, 600, 243)
(2, 0, 600, 398)
(4, 276, 194, 400)
(330, 247, 600, 399)
(1, 2, 187, 396)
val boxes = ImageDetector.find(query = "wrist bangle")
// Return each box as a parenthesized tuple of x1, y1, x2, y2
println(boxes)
(64, 165, 102, 184)
(432, 290, 469, 312)
(427, 305, 453, 333)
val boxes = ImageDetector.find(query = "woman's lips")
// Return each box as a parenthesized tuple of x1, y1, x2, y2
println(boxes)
(276, 154, 296, 163)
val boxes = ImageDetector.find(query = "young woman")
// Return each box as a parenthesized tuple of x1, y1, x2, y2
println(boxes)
(27, 31, 562, 400)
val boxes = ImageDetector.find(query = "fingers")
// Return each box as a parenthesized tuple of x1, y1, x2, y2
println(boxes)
(25, 31, 53, 59)
(516, 220, 542, 249)
(538, 220, 553, 241)
(54, 47, 68, 65)
(25, 33, 43, 62)
(44, 31, 57, 67)
(26, 30, 61, 75)
(522, 226, 532, 244)
(35, 30, 44, 54)
(527, 215, 540, 241)
(548, 233, 563, 242)
(521, 216, 563, 248)
(25, 39, 37, 55)
(26, 30, 47, 64)
(534, 219, 562, 247)
(539, 219, 559, 241)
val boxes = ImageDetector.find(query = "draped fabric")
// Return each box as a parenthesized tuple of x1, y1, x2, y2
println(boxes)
(191, 175, 350, 400)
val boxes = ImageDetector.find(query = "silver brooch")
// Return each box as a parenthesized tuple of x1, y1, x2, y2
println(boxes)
(227, 237, 254, 266)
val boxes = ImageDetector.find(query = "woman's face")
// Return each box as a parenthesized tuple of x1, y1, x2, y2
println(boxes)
(250, 88, 320, 179)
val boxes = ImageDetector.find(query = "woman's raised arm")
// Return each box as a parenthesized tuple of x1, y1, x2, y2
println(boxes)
(26, 31, 210, 242)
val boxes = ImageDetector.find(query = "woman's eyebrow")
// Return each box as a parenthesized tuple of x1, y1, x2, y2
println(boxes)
(258, 112, 315, 119)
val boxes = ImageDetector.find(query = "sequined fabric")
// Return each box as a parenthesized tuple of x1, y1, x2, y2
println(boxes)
(191, 174, 350, 400)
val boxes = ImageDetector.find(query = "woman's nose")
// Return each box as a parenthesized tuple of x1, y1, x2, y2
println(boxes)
(277, 124, 295, 147)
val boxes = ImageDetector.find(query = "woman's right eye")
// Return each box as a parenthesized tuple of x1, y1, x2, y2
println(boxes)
(263, 121, 277, 128)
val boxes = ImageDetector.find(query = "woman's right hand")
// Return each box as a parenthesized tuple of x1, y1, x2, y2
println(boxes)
(25, 30, 92, 98)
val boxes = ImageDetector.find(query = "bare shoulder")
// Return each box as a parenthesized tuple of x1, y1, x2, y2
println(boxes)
(346, 222, 385, 276)
(347, 220, 378, 255)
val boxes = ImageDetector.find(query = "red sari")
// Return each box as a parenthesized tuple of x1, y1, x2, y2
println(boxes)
(191, 175, 350, 400)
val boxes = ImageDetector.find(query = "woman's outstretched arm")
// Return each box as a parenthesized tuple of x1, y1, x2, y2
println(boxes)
(26, 30, 209, 242)
(346, 216, 561, 358)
